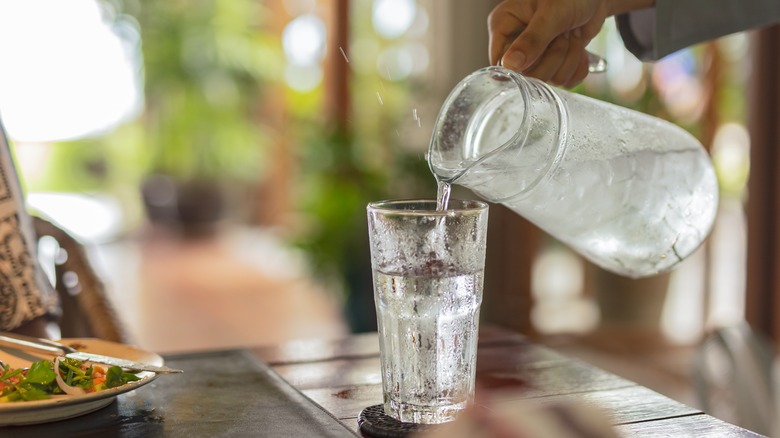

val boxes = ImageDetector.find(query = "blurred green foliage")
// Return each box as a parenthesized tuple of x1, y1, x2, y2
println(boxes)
(127, 0, 279, 184)
(36, 0, 281, 196)
(290, 1, 434, 330)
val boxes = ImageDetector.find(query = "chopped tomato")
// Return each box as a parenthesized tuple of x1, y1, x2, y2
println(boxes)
(93, 366, 106, 379)
(7, 374, 23, 385)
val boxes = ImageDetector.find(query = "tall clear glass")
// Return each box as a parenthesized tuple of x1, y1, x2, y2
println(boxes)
(366, 199, 489, 424)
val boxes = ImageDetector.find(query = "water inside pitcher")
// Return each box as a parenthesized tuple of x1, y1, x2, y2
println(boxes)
(428, 66, 719, 278)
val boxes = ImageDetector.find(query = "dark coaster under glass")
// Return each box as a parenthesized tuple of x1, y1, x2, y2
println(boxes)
(357, 404, 438, 438)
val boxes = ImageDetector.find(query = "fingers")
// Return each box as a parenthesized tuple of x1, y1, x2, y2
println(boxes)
(549, 36, 587, 86)
(500, 5, 570, 71)
(562, 53, 591, 88)
(518, 33, 591, 88)
(523, 34, 571, 83)
(487, 0, 604, 88)
(487, 1, 528, 65)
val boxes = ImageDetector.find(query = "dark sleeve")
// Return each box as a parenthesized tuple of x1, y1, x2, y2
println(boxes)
(617, 0, 780, 61)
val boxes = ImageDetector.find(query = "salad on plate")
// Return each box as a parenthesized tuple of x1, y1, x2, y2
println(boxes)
(0, 356, 141, 402)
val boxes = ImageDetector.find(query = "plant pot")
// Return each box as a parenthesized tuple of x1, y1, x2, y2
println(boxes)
(141, 174, 227, 237)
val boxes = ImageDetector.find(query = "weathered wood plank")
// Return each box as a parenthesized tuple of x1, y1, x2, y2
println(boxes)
(272, 345, 628, 393)
(616, 414, 767, 437)
(261, 327, 761, 437)
(256, 325, 528, 365)
(302, 384, 384, 420)
(499, 385, 700, 425)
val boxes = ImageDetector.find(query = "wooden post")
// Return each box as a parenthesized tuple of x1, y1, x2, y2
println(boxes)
(251, 2, 293, 227)
(745, 26, 780, 343)
(252, 0, 351, 227)
(323, 0, 351, 130)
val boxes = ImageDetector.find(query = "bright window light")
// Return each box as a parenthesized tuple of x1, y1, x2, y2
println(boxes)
(372, 0, 416, 39)
(0, 0, 143, 142)
(27, 192, 124, 242)
(282, 14, 326, 67)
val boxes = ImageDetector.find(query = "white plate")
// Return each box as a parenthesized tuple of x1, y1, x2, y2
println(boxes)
(0, 338, 161, 426)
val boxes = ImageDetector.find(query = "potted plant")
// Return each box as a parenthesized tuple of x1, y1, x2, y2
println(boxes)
(129, 0, 279, 235)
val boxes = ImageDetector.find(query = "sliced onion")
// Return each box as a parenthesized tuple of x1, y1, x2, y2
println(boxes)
(54, 357, 86, 396)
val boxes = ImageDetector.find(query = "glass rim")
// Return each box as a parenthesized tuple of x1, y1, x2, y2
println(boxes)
(367, 199, 488, 215)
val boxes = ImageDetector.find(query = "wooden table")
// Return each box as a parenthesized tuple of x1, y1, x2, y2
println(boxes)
(255, 326, 765, 437)
(5, 326, 766, 437)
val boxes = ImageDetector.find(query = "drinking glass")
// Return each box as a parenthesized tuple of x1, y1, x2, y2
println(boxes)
(366, 199, 489, 424)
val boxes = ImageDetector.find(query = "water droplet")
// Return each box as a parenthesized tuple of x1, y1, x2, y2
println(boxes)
(339, 46, 350, 63)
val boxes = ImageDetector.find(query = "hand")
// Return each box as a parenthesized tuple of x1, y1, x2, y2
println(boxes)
(488, 0, 610, 87)
(488, 0, 654, 87)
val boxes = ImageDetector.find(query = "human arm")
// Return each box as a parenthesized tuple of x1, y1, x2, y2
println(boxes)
(617, 0, 780, 61)
(488, 0, 654, 87)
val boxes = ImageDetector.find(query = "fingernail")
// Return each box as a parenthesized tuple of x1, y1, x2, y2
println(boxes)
(503, 51, 526, 71)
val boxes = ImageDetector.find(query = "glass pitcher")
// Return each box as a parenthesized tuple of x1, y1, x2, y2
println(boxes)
(428, 66, 719, 278)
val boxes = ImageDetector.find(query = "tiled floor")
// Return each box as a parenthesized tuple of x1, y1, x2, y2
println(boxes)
(87, 224, 349, 354)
